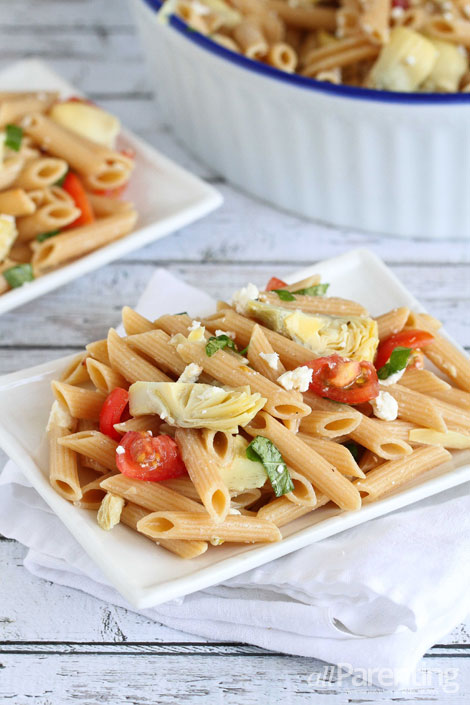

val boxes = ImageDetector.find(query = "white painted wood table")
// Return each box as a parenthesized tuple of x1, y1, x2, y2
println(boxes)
(0, 1, 469, 703)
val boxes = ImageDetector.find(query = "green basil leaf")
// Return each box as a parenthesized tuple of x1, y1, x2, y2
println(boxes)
(239, 345, 249, 356)
(246, 436, 293, 497)
(55, 170, 68, 187)
(175, 311, 188, 316)
(206, 334, 237, 357)
(273, 289, 296, 302)
(378, 346, 412, 380)
(5, 124, 23, 151)
(342, 441, 362, 463)
(3, 263, 34, 289)
(36, 229, 60, 243)
(293, 283, 329, 297)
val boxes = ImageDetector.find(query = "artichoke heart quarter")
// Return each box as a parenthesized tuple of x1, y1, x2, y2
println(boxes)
(129, 382, 266, 433)
(246, 300, 378, 362)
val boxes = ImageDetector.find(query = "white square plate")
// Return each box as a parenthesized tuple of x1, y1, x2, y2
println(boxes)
(0, 59, 222, 315)
(0, 249, 469, 608)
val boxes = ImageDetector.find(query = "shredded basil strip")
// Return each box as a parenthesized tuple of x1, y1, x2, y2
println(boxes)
(3, 263, 34, 289)
(378, 346, 412, 380)
(239, 344, 249, 356)
(246, 436, 294, 497)
(5, 124, 23, 151)
(55, 170, 68, 187)
(293, 283, 329, 297)
(175, 311, 188, 315)
(343, 441, 362, 463)
(205, 334, 238, 357)
(273, 288, 295, 302)
(36, 229, 60, 243)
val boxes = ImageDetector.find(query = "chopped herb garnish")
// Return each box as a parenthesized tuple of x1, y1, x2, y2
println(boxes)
(273, 289, 296, 302)
(246, 436, 293, 497)
(5, 124, 23, 151)
(343, 441, 362, 463)
(55, 170, 68, 187)
(239, 345, 249, 356)
(175, 311, 188, 316)
(293, 283, 329, 297)
(36, 229, 60, 243)
(3, 263, 34, 289)
(378, 346, 412, 380)
(206, 334, 238, 357)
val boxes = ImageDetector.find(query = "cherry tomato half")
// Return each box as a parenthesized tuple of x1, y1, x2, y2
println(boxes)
(266, 277, 288, 291)
(116, 431, 187, 482)
(99, 388, 129, 441)
(306, 354, 379, 404)
(62, 172, 95, 228)
(375, 329, 434, 371)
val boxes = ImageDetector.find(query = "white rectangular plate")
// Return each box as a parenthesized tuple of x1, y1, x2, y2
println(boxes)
(0, 249, 469, 608)
(0, 59, 222, 315)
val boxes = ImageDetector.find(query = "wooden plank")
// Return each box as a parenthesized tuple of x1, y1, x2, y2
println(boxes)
(0, 0, 132, 28)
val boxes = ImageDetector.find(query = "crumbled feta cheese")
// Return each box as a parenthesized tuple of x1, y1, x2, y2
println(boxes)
(215, 329, 236, 339)
(229, 507, 241, 515)
(188, 320, 202, 332)
(20, 114, 32, 128)
(46, 400, 74, 432)
(178, 363, 203, 384)
(277, 366, 313, 393)
(116, 445, 125, 455)
(464, 5, 470, 19)
(391, 6, 404, 18)
(231, 283, 259, 314)
(404, 54, 416, 66)
(259, 351, 279, 370)
(379, 367, 406, 386)
(371, 391, 398, 421)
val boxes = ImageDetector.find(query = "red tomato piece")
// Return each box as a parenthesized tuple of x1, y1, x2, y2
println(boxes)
(306, 354, 379, 404)
(375, 329, 434, 370)
(99, 388, 129, 441)
(62, 172, 95, 227)
(64, 96, 95, 105)
(92, 183, 128, 199)
(116, 431, 187, 482)
(392, 0, 409, 8)
(266, 277, 288, 291)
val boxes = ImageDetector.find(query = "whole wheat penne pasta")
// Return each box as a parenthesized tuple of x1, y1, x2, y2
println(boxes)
(267, 42, 298, 72)
(121, 503, 208, 558)
(32, 210, 138, 272)
(200, 428, 235, 466)
(51, 381, 106, 421)
(372, 418, 421, 444)
(375, 307, 410, 340)
(74, 470, 117, 509)
(211, 33, 241, 52)
(8, 242, 31, 263)
(405, 311, 442, 331)
(107, 328, 171, 384)
(350, 413, 413, 458)
(113, 415, 162, 436)
(300, 409, 362, 438)
(49, 424, 81, 502)
(126, 329, 187, 378)
(14, 157, 68, 191)
(160, 476, 202, 502)
(100, 473, 206, 513)
(303, 42, 380, 75)
(359, 449, 382, 472)
(155, 313, 197, 337)
(58, 430, 118, 471)
(400, 367, 451, 396)
(297, 433, 366, 478)
(177, 1, 213, 33)
(86, 339, 110, 366)
(382, 383, 447, 431)
(0, 188, 36, 216)
(0, 156, 24, 191)
(231, 488, 262, 509)
(137, 510, 282, 543)
(87, 192, 134, 218)
(247, 323, 285, 381)
(259, 291, 368, 316)
(422, 334, 470, 392)
(28, 186, 73, 208)
(175, 428, 231, 523)
(0, 91, 57, 127)
(176, 338, 310, 421)
(233, 18, 269, 58)
(245, 411, 361, 510)
(355, 446, 452, 502)
(267, 1, 336, 31)
(86, 357, 128, 394)
(258, 494, 330, 526)
(424, 385, 470, 411)
(431, 397, 470, 431)
(17, 201, 81, 242)
(122, 306, 155, 335)
(285, 469, 317, 507)
(360, 0, 391, 43)
(424, 16, 470, 47)
(80, 456, 109, 474)
(60, 353, 90, 385)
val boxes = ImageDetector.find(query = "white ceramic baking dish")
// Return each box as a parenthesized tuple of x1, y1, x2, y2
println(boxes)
(130, 0, 470, 239)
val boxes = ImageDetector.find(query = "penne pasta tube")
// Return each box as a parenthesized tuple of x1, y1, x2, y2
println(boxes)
(87, 192, 134, 218)
(285, 469, 317, 507)
(126, 329, 187, 378)
(121, 503, 208, 559)
(51, 381, 105, 421)
(245, 411, 362, 511)
(375, 307, 410, 340)
(359, 449, 382, 472)
(58, 430, 118, 471)
(266, 1, 336, 31)
(231, 488, 262, 509)
(86, 357, 128, 394)
(122, 306, 155, 335)
(200, 428, 235, 466)
(267, 42, 298, 72)
(424, 17, 470, 48)
(154, 313, 196, 337)
(355, 446, 451, 502)
(350, 413, 413, 459)
(107, 328, 171, 384)
(0, 188, 36, 216)
(247, 323, 286, 382)
(405, 311, 442, 331)
(400, 367, 451, 395)
(302, 36, 380, 76)
(100, 473, 206, 513)
(360, 0, 391, 43)
(259, 291, 368, 316)
(297, 433, 366, 479)
(422, 334, 470, 392)
(257, 494, 330, 526)
(32, 210, 138, 272)
(0, 156, 24, 191)
(0, 91, 57, 127)
(233, 18, 269, 59)
(17, 201, 81, 242)
(176, 337, 311, 421)
(175, 428, 231, 523)
(49, 424, 81, 502)
(382, 383, 447, 432)
(86, 339, 110, 366)
(8, 243, 31, 263)
(136, 511, 282, 543)
(60, 353, 90, 385)
(74, 470, 117, 509)
(300, 409, 362, 438)
(14, 157, 68, 191)
(160, 476, 202, 502)
(113, 415, 162, 436)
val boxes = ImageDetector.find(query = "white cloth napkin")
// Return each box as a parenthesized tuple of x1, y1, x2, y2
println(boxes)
(1, 268, 470, 688)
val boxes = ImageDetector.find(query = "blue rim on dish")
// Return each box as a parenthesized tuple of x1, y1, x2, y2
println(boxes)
(142, 0, 470, 104)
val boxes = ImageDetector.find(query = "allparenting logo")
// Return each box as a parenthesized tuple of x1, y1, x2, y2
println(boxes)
(306, 663, 460, 693)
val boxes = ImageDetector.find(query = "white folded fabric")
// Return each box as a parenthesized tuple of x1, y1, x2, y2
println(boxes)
(1, 268, 469, 688)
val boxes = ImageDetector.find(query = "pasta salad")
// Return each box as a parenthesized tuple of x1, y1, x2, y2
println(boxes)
(158, 0, 470, 92)
(46, 274, 469, 557)
(0, 91, 137, 295)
